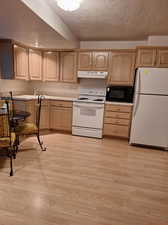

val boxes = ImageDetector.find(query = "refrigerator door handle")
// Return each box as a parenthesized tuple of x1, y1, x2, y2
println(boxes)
(133, 72, 141, 117)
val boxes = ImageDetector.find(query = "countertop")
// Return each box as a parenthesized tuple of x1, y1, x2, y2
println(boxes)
(13, 95, 134, 106)
(13, 95, 76, 102)
(105, 101, 134, 106)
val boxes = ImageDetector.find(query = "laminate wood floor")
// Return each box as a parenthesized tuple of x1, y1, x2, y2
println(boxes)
(0, 133, 168, 225)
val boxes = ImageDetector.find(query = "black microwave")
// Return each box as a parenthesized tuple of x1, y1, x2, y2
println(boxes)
(106, 86, 134, 103)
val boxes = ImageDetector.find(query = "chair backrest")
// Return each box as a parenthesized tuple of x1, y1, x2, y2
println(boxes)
(0, 100, 11, 139)
(9, 91, 14, 117)
(35, 96, 43, 130)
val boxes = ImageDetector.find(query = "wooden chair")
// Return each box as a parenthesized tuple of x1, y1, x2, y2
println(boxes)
(15, 96, 46, 151)
(0, 100, 17, 176)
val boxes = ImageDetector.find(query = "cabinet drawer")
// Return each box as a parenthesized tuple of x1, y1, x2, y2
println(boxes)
(104, 117, 130, 126)
(104, 124, 129, 138)
(105, 104, 132, 113)
(41, 100, 49, 106)
(50, 100, 72, 108)
(105, 111, 131, 119)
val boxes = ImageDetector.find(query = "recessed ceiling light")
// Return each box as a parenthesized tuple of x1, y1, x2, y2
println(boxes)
(57, 0, 83, 11)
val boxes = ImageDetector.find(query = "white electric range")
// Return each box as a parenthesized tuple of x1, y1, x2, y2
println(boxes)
(72, 79, 106, 139)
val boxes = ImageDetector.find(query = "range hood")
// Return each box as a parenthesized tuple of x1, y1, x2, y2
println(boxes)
(78, 71, 108, 79)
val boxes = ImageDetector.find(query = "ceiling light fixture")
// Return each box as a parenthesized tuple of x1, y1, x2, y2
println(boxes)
(57, 0, 82, 11)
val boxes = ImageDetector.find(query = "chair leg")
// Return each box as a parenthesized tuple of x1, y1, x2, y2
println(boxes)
(9, 148, 14, 176)
(36, 134, 46, 151)
(13, 146, 17, 159)
(15, 135, 20, 153)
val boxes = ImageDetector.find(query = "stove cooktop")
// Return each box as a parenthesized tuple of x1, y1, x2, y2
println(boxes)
(94, 98, 104, 102)
(76, 97, 105, 104)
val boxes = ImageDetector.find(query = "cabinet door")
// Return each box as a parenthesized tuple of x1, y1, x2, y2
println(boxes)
(108, 52, 135, 86)
(43, 52, 59, 81)
(60, 52, 77, 83)
(78, 52, 92, 70)
(50, 106, 72, 131)
(93, 52, 109, 71)
(29, 49, 42, 80)
(136, 48, 156, 67)
(39, 100, 50, 129)
(14, 45, 29, 80)
(26, 100, 35, 123)
(156, 49, 168, 67)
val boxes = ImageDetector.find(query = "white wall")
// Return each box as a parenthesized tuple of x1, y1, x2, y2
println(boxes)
(30, 81, 79, 97)
(80, 40, 147, 49)
(0, 79, 30, 95)
(80, 36, 168, 49)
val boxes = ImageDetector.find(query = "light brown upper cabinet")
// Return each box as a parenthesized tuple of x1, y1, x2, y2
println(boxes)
(43, 51, 59, 82)
(78, 52, 92, 70)
(156, 49, 168, 67)
(108, 51, 136, 86)
(14, 45, 29, 80)
(136, 48, 157, 67)
(92, 52, 109, 70)
(78, 51, 109, 71)
(60, 52, 77, 83)
(29, 49, 42, 80)
(136, 47, 168, 68)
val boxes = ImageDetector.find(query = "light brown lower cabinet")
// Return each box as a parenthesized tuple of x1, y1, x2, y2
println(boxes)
(103, 104, 133, 138)
(104, 124, 129, 138)
(39, 100, 50, 129)
(49, 100, 73, 132)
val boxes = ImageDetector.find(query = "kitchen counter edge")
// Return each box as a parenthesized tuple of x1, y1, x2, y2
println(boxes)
(105, 101, 134, 106)
(13, 95, 76, 102)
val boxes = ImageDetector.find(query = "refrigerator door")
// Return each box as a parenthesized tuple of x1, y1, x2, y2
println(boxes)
(136, 68, 168, 95)
(130, 94, 168, 148)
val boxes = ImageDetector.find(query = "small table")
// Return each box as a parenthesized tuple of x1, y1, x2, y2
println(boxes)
(13, 110, 31, 122)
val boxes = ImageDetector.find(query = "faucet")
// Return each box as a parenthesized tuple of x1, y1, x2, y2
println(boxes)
(33, 88, 39, 96)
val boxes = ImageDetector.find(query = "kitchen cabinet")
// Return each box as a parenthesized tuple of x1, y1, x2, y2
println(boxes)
(43, 51, 59, 81)
(108, 51, 136, 86)
(26, 100, 36, 123)
(78, 51, 109, 71)
(136, 48, 156, 67)
(136, 47, 168, 68)
(29, 49, 42, 80)
(50, 100, 72, 132)
(78, 52, 92, 70)
(60, 52, 77, 83)
(103, 103, 132, 138)
(156, 49, 168, 67)
(92, 52, 109, 70)
(14, 45, 29, 80)
(39, 100, 50, 129)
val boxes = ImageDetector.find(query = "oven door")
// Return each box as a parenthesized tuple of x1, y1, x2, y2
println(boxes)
(73, 102, 104, 129)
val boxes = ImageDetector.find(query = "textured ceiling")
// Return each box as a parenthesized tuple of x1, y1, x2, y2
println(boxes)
(0, 0, 76, 48)
(50, 0, 168, 41)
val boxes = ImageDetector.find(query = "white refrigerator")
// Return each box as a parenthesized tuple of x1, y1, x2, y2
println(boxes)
(130, 68, 168, 149)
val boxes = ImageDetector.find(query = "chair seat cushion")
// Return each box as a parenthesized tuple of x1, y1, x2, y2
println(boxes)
(0, 132, 16, 148)
(16, 122, 38, 135)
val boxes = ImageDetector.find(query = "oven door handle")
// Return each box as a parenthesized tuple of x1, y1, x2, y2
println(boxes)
(74, 104, 104, 109)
